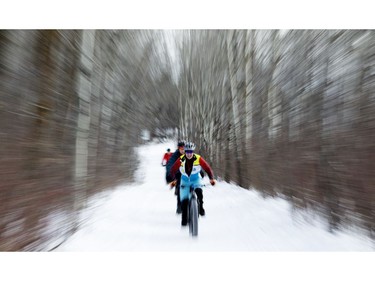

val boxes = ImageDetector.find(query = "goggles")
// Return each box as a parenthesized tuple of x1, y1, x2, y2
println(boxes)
(185, 150, 194, 154)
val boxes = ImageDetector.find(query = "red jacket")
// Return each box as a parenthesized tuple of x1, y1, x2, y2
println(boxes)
(162, 152, 172, 166)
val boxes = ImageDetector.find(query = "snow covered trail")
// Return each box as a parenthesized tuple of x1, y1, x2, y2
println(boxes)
(56, 141, 374, 251)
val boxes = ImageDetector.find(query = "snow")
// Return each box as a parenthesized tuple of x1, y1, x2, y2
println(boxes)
(2, 123, 371, 281)
(56, 141, 374, 252)
(2, 142, 374, 281)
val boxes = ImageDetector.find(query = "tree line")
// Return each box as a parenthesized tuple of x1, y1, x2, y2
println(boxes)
(0, 30, 178, 250)
(175, 30, 375, 238)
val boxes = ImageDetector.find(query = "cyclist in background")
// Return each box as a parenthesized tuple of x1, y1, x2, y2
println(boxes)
(161, 148, 172, 166)
(169, 141, 216, 226)
(166, 140, 185, 213)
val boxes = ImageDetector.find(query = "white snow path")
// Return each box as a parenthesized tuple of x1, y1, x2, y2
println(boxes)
(56, 141, 374, 251)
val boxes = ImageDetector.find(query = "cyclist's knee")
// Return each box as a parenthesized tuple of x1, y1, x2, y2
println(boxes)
(195, 187, 203, 195)
(179, 192, 189, 202)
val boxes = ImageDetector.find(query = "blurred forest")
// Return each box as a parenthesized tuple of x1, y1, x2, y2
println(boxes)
(0, 30, 374, 250)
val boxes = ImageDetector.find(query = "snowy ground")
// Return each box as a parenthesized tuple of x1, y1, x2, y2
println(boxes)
(56, 141, 374, 251)
(5, 141, 373, 281)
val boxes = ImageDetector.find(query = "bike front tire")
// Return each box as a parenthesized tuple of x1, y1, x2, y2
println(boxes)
(189, 195, 199, 236)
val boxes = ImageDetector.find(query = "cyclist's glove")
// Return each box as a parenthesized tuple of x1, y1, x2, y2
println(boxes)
(170, 180, 177, 189)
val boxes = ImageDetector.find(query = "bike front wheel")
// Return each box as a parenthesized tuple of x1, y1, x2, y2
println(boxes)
(189, 195, 199, 236)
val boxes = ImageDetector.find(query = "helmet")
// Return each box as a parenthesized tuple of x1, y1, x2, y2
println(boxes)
(167, 148, 170, 152)
(184, 141, 196, 151)
(177, 140, 185, 147)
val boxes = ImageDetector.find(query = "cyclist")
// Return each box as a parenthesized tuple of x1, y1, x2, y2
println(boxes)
(169, 141, 216, 226)
(166, 140, 185, 213)
(161, 148, 172, 166)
